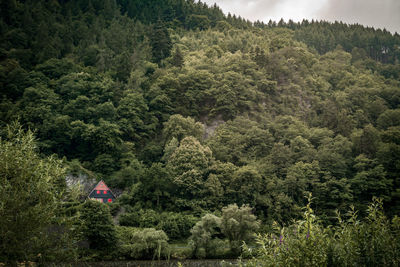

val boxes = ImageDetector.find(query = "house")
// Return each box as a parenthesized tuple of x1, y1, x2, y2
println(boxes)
(88, 180, 116, 203)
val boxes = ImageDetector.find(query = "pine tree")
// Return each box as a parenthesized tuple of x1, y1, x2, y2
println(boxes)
(171, 46, 184, 68)
(149, 20, 172, 63)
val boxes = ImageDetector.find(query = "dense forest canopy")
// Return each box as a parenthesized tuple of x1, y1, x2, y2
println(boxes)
(1, 0, 400, 263)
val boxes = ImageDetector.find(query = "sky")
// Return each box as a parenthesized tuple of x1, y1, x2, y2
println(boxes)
(202, 0, 400, 34)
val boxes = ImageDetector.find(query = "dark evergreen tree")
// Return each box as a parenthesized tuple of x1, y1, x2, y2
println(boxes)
(171, 46, 184, 67)
(149, 20, 172, 63)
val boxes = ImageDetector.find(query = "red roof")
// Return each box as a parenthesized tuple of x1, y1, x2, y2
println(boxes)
(88, 180, 116, 198)
(94, 180, 110, 191)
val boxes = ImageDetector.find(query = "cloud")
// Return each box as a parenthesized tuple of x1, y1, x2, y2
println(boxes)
(203, 0, 282, 21)
(263, 0, 328, 22)
(203, 0, 400, 33)
(318, 0, 400, 33)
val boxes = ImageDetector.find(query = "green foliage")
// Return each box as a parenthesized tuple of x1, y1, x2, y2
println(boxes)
(158, 212, 198, 240)
(189, 214, 222, 258)
(245, 196, 330, 267)
(163, 114, 204, 142)
(284, 161, 320, 205)
(231, 165, 263, 206)
(171, 46, 185, 68)
(0, 123, 77, 264)
(138, 162, 172, 209)
(220, 204, 260, 255)
(330, 199, 400, 266)
(167, 136, 213, 200)
(377, 109, 400, 129)
(119, 209, 197, 240)
(351, 155, 392, 212)
(293, 20, 400, 64)
(186, 14, 211, 30)
(149, 21, 172, 63)
(119, 209, 159, 228)
(1, 0, 400, 261)
(79, 200, 117, 253)
(189, 204, 260, 258)
(245, 197, 400, 267)
(116, 226, 170, 260)
(117, 0, 225, 28)
(117, 91, 149, 142)
(207, 117, 273, 165)
(108, 156, 145, 189)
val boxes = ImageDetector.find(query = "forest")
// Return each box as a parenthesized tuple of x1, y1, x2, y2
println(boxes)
(0, 0, 400, 265)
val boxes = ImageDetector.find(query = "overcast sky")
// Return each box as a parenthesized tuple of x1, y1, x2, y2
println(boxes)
(203, 0, 400, 34)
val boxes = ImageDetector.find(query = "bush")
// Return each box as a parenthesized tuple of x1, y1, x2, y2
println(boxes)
(244, 196, 400, 267)
(79, 200, 117, 253)
(116, 226, 170, 260)
(189, 214, 222, 258)
(119, 209, 197, 240)
(329, 198, 400, 266)
(189, 204, 260, 258)
(119, 209, 158, 228)
(158, 212, 198, 240)
(221, 204, 260, 255)
(108, 201, 121, 216)
(0, 124, 78, 264)
(244, 197, 328, 267)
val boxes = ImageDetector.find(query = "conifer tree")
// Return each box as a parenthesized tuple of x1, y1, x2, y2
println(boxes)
(149, 20, 172, 63)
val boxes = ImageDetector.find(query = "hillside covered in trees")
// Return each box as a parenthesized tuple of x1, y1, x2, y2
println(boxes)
(1, 0, 400, 264)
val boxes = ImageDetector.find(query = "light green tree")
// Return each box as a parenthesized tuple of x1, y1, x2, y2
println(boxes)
(189, 214, 222, 258)
(163, 114, 204, 142)
(167, 136, 212, 198)
(116, 226, 169, 260)
(220, 204, 260, 255)
(0, 123, 77, 264)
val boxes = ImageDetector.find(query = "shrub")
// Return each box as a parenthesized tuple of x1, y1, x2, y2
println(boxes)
(119, 209, 158, 228)
(189, 204, 260, 258)
(119, 209, 197, 240)
(0, 124, 78, 264)
(244, 196, 400, 267)
(189, 214, 222, 258)
(221, 204, 260, 255)
(244, 196, 329, 267)
(158, 212, 198, 240)
(329, 198, 400, 266)
(116, 226, 170, 260)
(79, 200, 117, 253)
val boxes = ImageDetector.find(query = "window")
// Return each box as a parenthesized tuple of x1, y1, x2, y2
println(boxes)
(103, 190, 107, 194)
(96, 190, 100, 194)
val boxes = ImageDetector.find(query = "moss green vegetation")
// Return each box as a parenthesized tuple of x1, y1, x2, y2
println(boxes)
(0, 123, 79, 264)
(1, 0, 400, 264)
(244, 196, 400, 267)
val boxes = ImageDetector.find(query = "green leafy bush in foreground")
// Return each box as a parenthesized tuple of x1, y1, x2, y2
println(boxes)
(116, 226, 170, 260)
(329, 200, 400, 266)
(189, 204, 260, 258)
(244, 196, 400, 267)
(0, 123, 78, 264)
(79, 200, 117, 254)
(119, 209, 197, 240)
